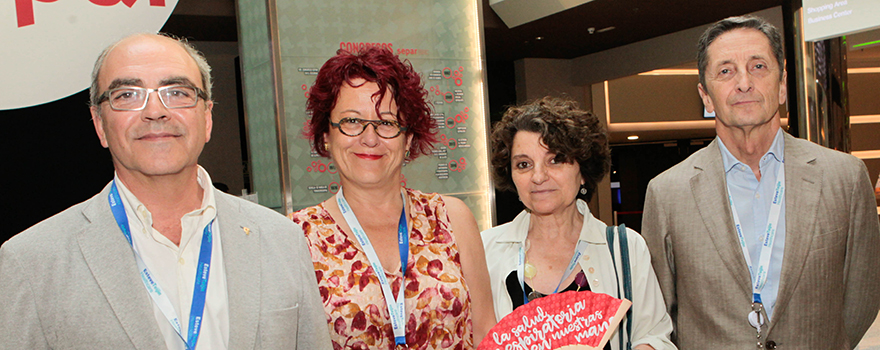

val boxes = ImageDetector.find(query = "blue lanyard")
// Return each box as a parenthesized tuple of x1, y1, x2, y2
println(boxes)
(517, 238, 588, 304)
(728, 165, 785, 305)
(109, 181, 213, 350)
(726, 163, 784, 334)
(337, 187, 409, 345)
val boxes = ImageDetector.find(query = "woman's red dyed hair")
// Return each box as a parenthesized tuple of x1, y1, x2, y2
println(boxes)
(305, 47, 436, 161)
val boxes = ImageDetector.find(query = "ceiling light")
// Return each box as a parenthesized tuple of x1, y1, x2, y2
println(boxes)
(638, 69, 699, 76)
(848, 67, 880, 74)
(627, 135, 639, 140)
(851, 115, 880, 124)
(597, 26, 615, 33)
(536, 36, 544, 40)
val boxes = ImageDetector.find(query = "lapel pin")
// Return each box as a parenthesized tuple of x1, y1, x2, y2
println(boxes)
(242, 226, 251, 235)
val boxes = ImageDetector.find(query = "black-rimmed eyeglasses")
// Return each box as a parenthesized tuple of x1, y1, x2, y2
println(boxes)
(330, 117, 407, 139)
(97, 85, 207, 111)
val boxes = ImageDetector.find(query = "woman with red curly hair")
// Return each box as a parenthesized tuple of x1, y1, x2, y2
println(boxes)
(289, 47, 495, 349)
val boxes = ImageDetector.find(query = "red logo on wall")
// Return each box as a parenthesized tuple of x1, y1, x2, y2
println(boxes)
(15, 0, 167, 27)
(2, 0, 177, 110)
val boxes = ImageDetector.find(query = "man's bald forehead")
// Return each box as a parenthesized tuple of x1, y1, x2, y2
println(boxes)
(89, 33, 213, 107)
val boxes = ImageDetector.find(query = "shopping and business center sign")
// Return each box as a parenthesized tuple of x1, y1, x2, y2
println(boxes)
(1, 0, 177, 110)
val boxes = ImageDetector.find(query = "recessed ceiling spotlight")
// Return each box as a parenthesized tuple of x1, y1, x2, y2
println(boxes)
(597, 26, 616, 33)
(627, 135, 639, 140)
(536, 36, 544, 40)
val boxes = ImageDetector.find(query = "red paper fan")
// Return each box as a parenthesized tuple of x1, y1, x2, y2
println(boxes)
(478, 291, 631, 350)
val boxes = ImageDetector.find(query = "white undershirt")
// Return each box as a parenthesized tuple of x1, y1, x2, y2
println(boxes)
(114, 166, 229, 350)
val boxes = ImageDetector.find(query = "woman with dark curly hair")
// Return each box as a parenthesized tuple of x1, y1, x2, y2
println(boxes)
(481, 97, 676, 350)
(289, 47, 495, 349)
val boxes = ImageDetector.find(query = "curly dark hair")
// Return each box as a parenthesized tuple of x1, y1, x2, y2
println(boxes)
(490, 96, 610, 199)
(304, 47, 437, 161)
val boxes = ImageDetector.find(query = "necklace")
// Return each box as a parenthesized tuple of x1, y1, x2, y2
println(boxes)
(523, 239, 538, 278)
(523, 262, 538, 279)
(523, 239, 539, 301)
(524, 239, 542, 301)
(521, 237, 589, 302)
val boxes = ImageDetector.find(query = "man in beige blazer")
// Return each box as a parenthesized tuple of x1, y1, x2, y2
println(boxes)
(0, 34, 331, 349)
(643, 16, 880, 349)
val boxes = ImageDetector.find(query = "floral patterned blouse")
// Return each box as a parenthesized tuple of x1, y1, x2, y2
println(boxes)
(290, 189, 474, 350)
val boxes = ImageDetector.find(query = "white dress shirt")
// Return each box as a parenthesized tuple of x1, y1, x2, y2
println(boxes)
(115, 167, 229, 350)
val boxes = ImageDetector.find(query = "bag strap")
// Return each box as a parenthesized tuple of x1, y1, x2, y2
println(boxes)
(618, 224, 632, 350)
(605, 225, 621, 298)
(606, 224, 632, 350)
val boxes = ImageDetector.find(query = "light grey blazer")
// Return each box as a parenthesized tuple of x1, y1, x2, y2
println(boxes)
(0, 182, 332, 349)
(642, 132, 880, 349)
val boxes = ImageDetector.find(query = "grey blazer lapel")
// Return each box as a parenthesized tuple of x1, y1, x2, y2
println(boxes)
(768, 133, 822, 329)
(77, 184, 166, 349)
(690, 141, 753, 295)
(216, 192, 262, 349)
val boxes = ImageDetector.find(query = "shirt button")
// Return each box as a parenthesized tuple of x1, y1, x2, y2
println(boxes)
(592, 279, 599, 286)
(588, 267, 595, 274)
(178, 258, 185, 265)
(755, 193, 760, 199)
(583, 255, 590, 261)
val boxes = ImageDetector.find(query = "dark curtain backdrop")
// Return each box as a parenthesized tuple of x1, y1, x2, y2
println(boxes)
(2, 90, 115, 242)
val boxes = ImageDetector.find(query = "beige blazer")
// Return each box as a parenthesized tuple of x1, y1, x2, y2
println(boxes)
(642, 132, 880, 349)
(0, 183, 332, 349)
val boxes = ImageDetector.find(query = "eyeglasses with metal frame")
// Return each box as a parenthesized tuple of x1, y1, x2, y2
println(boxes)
(97, 85, 208, 111)
(330, 117, 408, 139)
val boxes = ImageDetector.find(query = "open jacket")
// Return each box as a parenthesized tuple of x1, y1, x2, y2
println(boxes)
(642, 132, 880, 349)
(0, 182, 332, 349)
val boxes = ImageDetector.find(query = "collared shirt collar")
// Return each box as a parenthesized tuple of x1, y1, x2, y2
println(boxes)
(113, 166, 217, 246)
(717, 128, 785, 174)
(494, 199, 606, 244)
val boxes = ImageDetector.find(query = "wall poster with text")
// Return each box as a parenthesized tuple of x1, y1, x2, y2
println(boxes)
(239, 0, 494, 229)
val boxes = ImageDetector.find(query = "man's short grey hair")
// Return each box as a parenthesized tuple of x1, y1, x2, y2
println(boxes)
(697, 15, 785, 88)
(89, 33, 213, 108)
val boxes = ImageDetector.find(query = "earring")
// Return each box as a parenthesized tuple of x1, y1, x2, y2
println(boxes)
(579, 186, 587, 196)
(324, 143, 330, 151)
(405, 150, 410, 158)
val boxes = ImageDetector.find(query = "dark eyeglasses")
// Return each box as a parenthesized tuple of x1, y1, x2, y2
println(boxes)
(330, 117, 407, 139)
